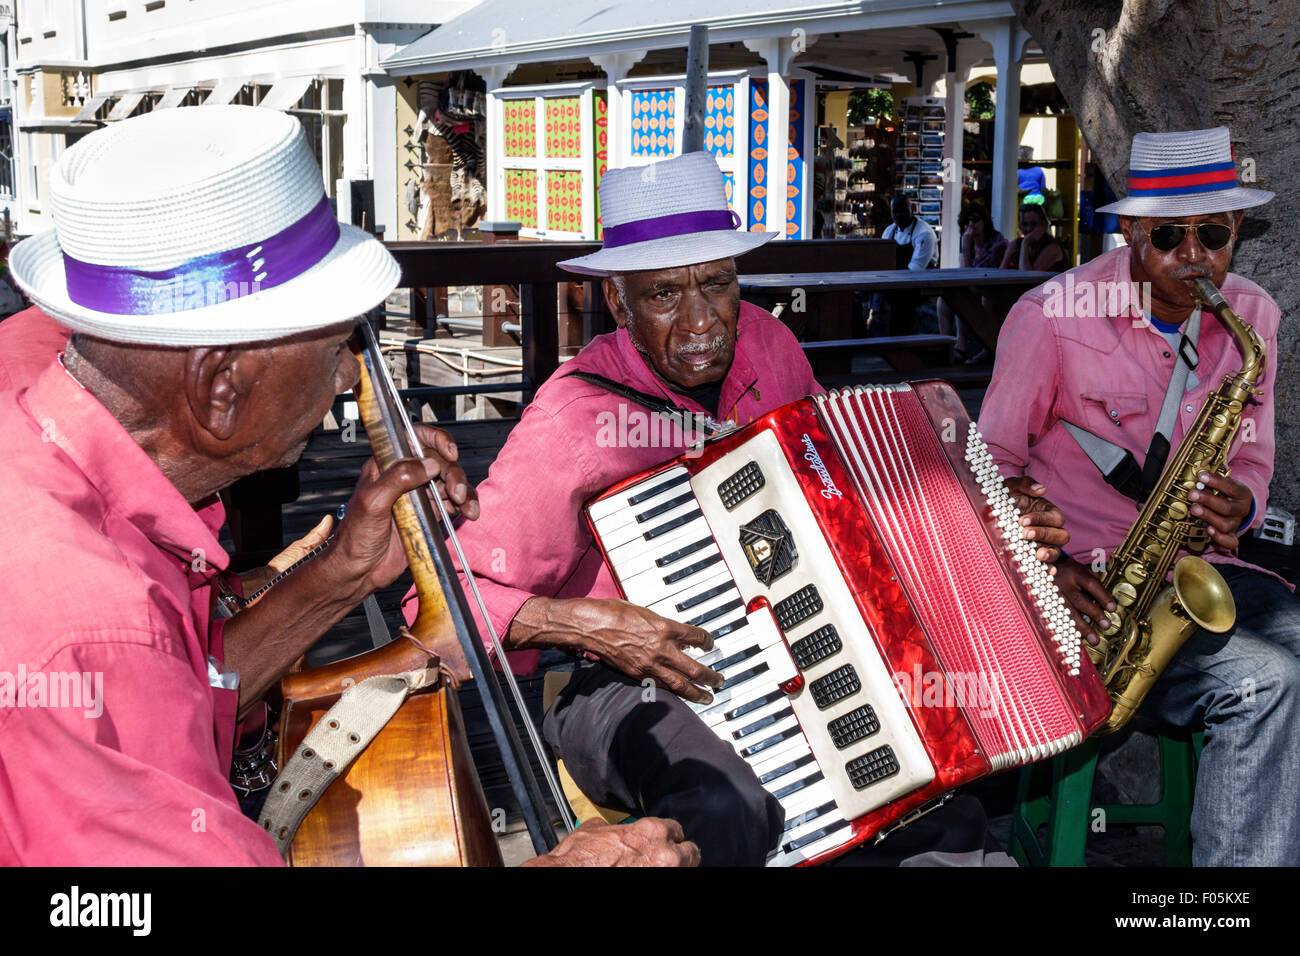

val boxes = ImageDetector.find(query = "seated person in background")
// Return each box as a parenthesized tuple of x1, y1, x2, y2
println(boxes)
(872, 195, 938, 335)
(942, 201, 1008, 364)
(1001, 202, 1066, 273)
(406, 152, 1065, 866)
(979, 126, 1299, 866)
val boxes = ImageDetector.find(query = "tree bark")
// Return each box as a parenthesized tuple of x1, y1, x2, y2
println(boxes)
(1012, 0, 1300, 512)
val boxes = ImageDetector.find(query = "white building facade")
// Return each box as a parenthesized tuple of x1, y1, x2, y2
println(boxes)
(10, 0, 480, 237)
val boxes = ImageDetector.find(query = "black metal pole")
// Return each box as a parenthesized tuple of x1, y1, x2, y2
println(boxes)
(682, 24, 709, 153)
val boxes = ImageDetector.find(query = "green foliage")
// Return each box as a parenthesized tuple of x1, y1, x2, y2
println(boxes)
(847, 88, 895, 126)
(966, 81, 996, 119)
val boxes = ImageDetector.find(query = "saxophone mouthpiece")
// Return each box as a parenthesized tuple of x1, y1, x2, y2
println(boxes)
(1192, 276, 1227, 311)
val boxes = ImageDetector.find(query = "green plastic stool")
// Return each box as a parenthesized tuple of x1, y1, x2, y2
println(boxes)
(1007, 728, 1205, 867)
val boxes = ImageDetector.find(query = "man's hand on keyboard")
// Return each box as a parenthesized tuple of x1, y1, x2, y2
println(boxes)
(510, 596, 724, 704)
(522, 817, 701, 867)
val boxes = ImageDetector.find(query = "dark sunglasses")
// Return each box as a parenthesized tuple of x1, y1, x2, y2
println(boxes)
(1138, 221, 1235, 252)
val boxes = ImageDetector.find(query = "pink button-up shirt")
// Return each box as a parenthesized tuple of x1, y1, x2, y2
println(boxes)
(0, 306, 71, 392)
(404, 301, 822, 674)
(0, 361, 284, 865)
(979, 246, 1279, 576)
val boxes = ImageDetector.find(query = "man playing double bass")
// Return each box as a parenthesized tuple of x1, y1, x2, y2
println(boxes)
(0, 106, 697, 867)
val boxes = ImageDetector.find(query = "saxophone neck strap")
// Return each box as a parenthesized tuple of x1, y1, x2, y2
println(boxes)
(1063, 309, 1204, 504)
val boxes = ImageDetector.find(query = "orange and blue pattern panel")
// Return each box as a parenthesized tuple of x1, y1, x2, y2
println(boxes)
(747, 80, 769, 233)
(704, 85, 736, 160)
(787, 78, 805, 239)
(631, 88, 676, 158)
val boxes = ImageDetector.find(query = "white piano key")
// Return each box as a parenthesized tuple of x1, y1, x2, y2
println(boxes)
(688, 642, 798, 720)
(646, 570, 740, 624)
(597, 499, 704, 551)
(587, 468, 691, 524)
(619, 545, 727, 607)
(768, 817, 853, 868)
(605, 529, 720, 587)
(591, 482, 700, 538)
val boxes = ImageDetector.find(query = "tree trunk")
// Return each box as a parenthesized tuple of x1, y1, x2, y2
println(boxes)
(1012, 0, 1300, 512)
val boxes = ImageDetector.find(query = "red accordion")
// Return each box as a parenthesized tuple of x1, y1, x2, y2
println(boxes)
(585, 381, 1110, 866)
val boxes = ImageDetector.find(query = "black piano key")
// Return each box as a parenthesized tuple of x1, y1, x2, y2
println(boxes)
(709, 616, 749, 641)
(662, 552, 724, 585)
(716, 661, 768, 692)
(644, 508, 703, 541)
(676, 580, 737, 612)
(731, 705, 794, 739)
(782, 817, 850, 854)
(627, 471, 689, 506)
(687, 596, 745, 628)
(772, 770, 824, 801)
(782, 800, 837, 833)
(724, 688, 785, 723)
(740, 725, 803, 759)
(635, 490, 697, 523)
(758, 751, 817, 785)
(711, 644, 763, 675)
(655, 536, 715, 568)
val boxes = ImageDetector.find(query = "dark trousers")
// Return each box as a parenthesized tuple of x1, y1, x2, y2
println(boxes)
(544, 661, 785, 866)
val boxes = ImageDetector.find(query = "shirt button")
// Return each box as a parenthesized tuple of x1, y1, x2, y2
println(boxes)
(1185, 404, 1195, 414)
(1163, 351, 1171, 358)
(1110, 409, 1119, 418)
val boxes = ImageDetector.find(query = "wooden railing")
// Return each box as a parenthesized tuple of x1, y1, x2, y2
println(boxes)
(384, 237, 895, 400)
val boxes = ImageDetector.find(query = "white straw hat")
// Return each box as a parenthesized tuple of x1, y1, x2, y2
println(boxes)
(559, 152, 776, 277)
(1096, 126, 1272, 217)
(9, 105, 399, 346)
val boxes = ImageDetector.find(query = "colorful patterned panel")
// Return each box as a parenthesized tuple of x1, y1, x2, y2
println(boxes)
(786, 78, 805, 239)
(747, 79, 769, 233)
(502, 99, 537, 158)
(631, 88, 676, 158)
(722, 171, 736, 213)
(593, 89, 608, 238)
(546, 170, 583, 233)
(704, 84, 736, 159)
(504, 168, 538, 229)
(545, 95, 582, 159)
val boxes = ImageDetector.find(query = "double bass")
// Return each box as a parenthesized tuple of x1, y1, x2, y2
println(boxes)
(260, 320, 573, 865)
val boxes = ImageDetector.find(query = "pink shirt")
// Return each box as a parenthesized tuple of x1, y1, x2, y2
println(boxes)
(404, 302, 822, 674)
(0, 361, 284, 865)
(0, 306, 71, 392)
(979, 247, 1279, 575)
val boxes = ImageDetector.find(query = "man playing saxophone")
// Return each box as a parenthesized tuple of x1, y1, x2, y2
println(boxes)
(979, 127, 1300, 866)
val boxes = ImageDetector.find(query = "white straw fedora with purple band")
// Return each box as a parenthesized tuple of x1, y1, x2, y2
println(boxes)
(558, 151, 777, 277)
(10, 105, 399, 346)
(1096, 126, 1273, 218)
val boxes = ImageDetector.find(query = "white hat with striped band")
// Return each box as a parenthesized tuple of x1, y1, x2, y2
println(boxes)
(9, 105, 400, 346)
(1096, 126, 1272, 218)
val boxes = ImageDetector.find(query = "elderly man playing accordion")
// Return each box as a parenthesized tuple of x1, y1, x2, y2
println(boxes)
(411, 152, 1064, 865)
(980, 127, 1300, 866)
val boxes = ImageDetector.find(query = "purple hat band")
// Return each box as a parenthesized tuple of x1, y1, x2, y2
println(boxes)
(601, 208, 742, 249)
(62, 195, 340, 315)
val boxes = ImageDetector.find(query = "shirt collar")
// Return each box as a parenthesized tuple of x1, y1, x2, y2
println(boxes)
(21, 360, 228, 570)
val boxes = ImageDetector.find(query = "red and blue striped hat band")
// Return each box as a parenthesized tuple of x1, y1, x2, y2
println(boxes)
(1096, 126, 1272, 218)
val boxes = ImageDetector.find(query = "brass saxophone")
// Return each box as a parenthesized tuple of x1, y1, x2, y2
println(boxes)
(1086, 276, 1266, 735)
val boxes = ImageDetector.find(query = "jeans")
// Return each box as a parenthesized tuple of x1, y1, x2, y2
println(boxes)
(1141, 564, 1300, 866)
